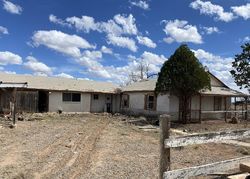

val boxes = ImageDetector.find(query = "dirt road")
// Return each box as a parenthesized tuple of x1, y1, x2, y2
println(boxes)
(0, 113, 248, 179)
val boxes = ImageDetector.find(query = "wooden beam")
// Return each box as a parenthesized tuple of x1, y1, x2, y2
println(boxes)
(164, 156, 250, 179)
(201, 110, 247, 114)
(165, 129, 250, 148)
(159, 114, 170, 179)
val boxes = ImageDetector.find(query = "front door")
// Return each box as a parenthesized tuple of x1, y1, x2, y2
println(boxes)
(106, 94, 112, 113)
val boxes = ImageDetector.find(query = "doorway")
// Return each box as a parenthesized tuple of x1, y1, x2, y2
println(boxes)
(38, 91, 49, 112)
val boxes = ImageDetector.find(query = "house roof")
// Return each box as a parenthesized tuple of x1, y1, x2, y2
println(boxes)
(122, 76, 248, 97)
(200, 86, 247, 97)
(0, 73, 118, 93)
(122, 79, 157, 92)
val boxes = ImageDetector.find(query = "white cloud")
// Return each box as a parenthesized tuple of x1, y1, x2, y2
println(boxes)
(3, 0, 22, 15)
(243, 36, 250, 42)
(201, 26, 219, 35)
(163, 19, 203, 44)
(49, 14, 71, 27)
(190, 0, 235, 22)
(55, 73, 74, 79)
(51, 14, 138, 36)
(0, 26, 8, 35)
(130, 1, 149, 10)
(113, 14, 138, 35)
(101, 46, 113, 54)
(136, 36, 156, 48)
(24, 56, 53, 76)
(0, 51, 22, 65)
(192, 49, 236, 88)
(107, 34, 137, 52)
(32, 30, 95, 58)
(232, 3, 250, 20)
(66, 16, 98, 33)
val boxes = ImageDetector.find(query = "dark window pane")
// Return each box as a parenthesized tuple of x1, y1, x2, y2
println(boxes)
(93, 94, 99, 100)
(148, 95, 154, 102)
(148, 102, 154, 109)
(63, 93, 71, 102)
(72, 93, 81, 102)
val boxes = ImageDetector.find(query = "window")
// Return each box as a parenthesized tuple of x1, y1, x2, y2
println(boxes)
(62, 93, 81, 102)
(122, 94, 129, 108)
(145, 94, 156, 110)
(93, 94, 99, 100)
(214, 96, 222, 110)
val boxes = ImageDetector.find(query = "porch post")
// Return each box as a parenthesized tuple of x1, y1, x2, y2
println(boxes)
(199, 94, 202, 123)
(234, 97, 237, 117)
(224, 96, 227, 122)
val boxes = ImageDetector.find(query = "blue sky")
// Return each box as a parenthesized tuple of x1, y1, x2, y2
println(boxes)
(0, 0, 249, 91)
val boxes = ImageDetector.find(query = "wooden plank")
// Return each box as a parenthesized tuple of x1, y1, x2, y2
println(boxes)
(201, 110, 247, 113)
(240, 162, 250, 172)
(165, 129, 250, 148)
(227, 173, 250, 179)
(164, 156, 250, 179)
(159, 114, 170, 179)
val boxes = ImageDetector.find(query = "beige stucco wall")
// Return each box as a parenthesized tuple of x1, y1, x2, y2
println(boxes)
(90, 94, 106, 113)
(157, 94, 170, 113)
(48, 91, 91, 112)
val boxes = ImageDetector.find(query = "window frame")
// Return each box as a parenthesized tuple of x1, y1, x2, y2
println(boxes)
(62, 92, 81, 102)
(145, 94, 157, 111)
(121, 94, 129, 108)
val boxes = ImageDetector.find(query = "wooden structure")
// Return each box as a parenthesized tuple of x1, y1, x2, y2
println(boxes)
(0, 82, 28, 125)
(159, 115, 250, 179)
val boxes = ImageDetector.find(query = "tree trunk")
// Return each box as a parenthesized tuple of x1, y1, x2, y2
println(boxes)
(179, 95, 191, 124)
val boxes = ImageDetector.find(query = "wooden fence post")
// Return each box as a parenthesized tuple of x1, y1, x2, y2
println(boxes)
(11, 88, 17, 126)
(159, 114, 170, 179)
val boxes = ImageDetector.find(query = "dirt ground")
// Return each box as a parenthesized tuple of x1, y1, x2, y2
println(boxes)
(0, 113, 249, 179)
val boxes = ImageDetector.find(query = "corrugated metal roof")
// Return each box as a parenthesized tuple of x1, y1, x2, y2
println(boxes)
(200, 86, 248, 97)
(122, 79, 248, 96)
(0, 73, 118, 93)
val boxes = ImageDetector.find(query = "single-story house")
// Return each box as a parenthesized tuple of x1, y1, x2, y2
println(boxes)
(0, 73, 120, 114)
(120, 72, 249, 121)
(0, 72, 249, 121)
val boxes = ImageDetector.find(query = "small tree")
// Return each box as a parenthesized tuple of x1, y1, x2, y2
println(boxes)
(230, 43, 250, 93)
(155, 45, 211, 124)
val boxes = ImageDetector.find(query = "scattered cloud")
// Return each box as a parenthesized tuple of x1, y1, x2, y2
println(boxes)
(107, 34, 137, 52)
(32, 30, 95, 58)
(2, 0, 22, 15)
(0, 51, 22, 65)
(0, 26, 8, 35)
(190, 0, 235, 22)
(101, 46, 113, 54)
(130, 0, 149, 10)
(163, 19, 203, 44)
(55, 73, 74, 79)
(232, 3, 250, 20)
(24, 56, 53, 76)
(136, 36, 156, 48)
(201, 26, 220, 35)
(52, 14, 138, 36)
(49, 14, 71, 27)
(192, 49, 235, 88)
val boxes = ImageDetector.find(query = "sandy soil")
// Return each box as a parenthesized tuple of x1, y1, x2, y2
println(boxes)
(0, 113, 249, 179)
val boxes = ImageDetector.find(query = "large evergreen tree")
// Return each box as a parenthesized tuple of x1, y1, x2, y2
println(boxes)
(230, 43, 250, 93)
(155, 45, 211, 124)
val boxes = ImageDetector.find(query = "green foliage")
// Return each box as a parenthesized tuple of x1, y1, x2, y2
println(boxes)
(155, 44, 211, 96)
(230, 43, 250, 93)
